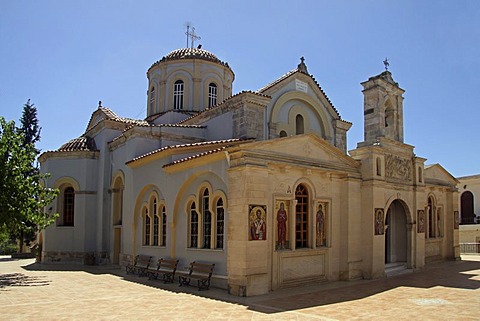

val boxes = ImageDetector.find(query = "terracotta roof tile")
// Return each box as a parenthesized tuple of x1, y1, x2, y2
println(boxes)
(127, 138, 253, 165)
(58, 136, 98, 152)
(163, 147, 228, 168)
(149, 48, 233, 73)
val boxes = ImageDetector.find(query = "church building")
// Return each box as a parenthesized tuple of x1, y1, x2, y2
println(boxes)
(39, 44, 460, 296)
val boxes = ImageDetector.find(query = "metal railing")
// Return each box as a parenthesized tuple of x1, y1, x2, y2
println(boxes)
(460, 243, 480, 254)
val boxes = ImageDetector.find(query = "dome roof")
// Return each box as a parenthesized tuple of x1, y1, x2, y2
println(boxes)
(149, 47, 232, 71)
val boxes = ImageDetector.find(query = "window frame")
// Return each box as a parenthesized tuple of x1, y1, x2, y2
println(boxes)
(295, 184, 309, 248)
(208, 82, 217, 108)
(173, 80, 184, 110)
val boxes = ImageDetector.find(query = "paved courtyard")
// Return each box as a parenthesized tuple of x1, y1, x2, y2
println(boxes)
(1, 256, 479, 320)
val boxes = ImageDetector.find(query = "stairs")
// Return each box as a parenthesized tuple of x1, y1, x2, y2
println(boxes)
(385, 262, 413, 277)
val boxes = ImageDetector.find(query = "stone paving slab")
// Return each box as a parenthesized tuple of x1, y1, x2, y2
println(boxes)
(0, 256, 479, 320)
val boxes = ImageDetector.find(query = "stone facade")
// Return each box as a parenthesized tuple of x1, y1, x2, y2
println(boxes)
(39, 46, 459, 296)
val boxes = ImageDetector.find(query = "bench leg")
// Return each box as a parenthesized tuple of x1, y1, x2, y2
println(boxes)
(197, 279, 210, 290)
(163, 273, 174, 284)
(179, 276, 191, 287)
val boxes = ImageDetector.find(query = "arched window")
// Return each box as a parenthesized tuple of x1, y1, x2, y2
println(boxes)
(461, 191, 475, 224)
(216, 198, 224, 249)
(189, 202, 198, 248)
(161, 205, 167, 246)
(143, 208, 151, 245)
(149, 86, 155, 113)
(152, 198, 158, 246)
(208, 83, 217, 108)
(279, 130, 287, 138)
(202, 189, 212, 249)
(63, 187, 75, 226)
(174, 80, 184, 110)
(418, 166, 423, 183)
(295, 184, 309, 248)
(296, 114, 304, 135)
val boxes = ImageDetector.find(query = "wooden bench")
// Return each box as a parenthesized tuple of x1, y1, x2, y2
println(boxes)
(147, 258, 179, 283)
(179, 261, 215, 290)
(125, 255, 152, 277)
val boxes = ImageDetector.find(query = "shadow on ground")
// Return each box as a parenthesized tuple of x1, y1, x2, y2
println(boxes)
(18, 257, 480, 314)
(0, 273, 51, 290)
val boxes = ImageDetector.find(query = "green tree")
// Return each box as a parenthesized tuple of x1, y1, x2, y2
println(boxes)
(16, 100, 43, 250)
(0, 117, 57, 251)
(20, 99, 41, 151)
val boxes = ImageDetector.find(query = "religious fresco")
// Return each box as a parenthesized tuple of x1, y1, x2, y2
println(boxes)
(275, 200, 289, 250)
(374, 208, 384, 235)
(454, 211, 459, 229)
(249, 205, 267, 241)
(316, 202, 328, 247)
(417, 210, 425, 233)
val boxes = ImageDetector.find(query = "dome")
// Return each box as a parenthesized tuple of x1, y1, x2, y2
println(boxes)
(149, 47, 231, 71)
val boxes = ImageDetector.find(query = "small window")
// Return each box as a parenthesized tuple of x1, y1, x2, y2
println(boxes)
(208, 83, 217, 108)
(174, 80, 184, 110)
(189, 202, 198, 248)
(63, 187, 75, 226)
(296, 114, 304, 135)
(153, 214, 159, 246)
(149, 87, 155, 113)
(202, 189, 211, 249)
(418, 166, 423, 183)
(144, 209, 151, 246)
(279, 130, 287, 138)
(376, 157, 382, 176)
(161, 206, 167, 246)
(216, 198, 225, 249)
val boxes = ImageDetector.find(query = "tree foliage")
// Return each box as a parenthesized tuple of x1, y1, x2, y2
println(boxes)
(0, 114, 58, 241)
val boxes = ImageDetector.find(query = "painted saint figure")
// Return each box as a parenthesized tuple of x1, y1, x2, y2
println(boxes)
(277, 202, 287, 249)
(250, 209, 266, 240)
(316, 204, 326, 247)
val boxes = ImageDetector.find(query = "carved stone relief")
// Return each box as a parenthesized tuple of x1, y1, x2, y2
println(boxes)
(385, 154, 412, 181)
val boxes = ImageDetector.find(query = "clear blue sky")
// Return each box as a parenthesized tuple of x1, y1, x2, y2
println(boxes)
(0, 1, 478, 177)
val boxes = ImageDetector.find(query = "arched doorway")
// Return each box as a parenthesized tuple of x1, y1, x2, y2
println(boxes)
(461, 191, 475, 224)
(385, 200, 408, 264)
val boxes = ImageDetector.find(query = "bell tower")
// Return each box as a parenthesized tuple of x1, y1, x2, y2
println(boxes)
(360, 70, 405, 145)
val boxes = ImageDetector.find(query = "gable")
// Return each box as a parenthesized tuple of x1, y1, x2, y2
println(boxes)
(260, 70, 341, 121)
(424, 164, 459, 186)
(240, 134, 359, 172)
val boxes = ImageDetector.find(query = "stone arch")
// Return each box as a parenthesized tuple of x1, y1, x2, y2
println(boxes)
(53, 176, 81, 191)
(270, 91, 333, 141)
(203, 74, 225, 108)
(110, 171, 125, 226)
(53, 177, 81, 227)
(171, 171, 227, 256)
(384, 198, 412, 268)
(166, 70, 192, 111)
(132, 184, 164, 255)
